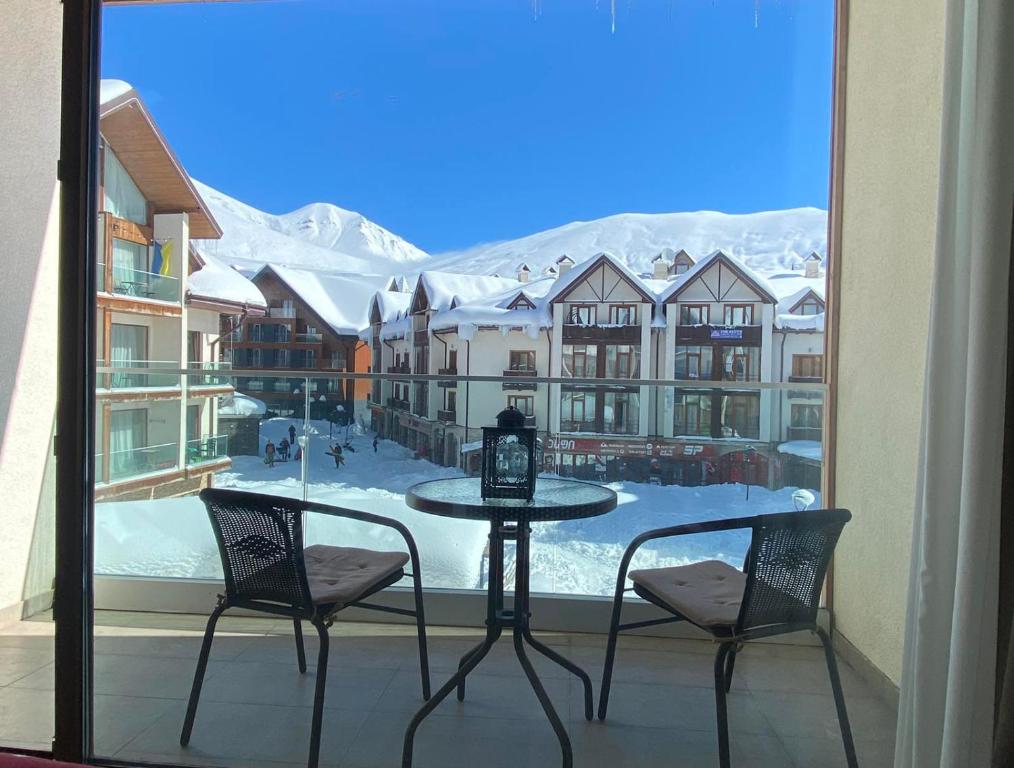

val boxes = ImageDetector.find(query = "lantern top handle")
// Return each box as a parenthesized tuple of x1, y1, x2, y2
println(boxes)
(496, 406, 527, 429)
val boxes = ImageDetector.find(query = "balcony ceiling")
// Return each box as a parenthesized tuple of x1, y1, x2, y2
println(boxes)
(100, 96, 222, 239)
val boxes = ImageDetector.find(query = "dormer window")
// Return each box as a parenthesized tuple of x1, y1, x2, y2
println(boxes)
(797, 298, 824, 315)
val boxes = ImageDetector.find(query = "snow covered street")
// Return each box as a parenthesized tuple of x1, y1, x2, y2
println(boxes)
(96, 418, 818, 596)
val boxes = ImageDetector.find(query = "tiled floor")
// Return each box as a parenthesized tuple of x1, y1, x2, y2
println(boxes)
(0, 611, 896, 767)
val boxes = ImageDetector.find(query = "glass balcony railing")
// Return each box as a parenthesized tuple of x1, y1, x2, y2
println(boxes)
(98, 360, 179, 390)
(108, 266, 180, 303)
(93, 370, 825, 599)
(188, 361, 233, 387)
(186, 434, 229, 465)
(100, 441, 178, 484)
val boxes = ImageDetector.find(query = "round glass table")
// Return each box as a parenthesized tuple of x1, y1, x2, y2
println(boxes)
(401, 477, 617, 768)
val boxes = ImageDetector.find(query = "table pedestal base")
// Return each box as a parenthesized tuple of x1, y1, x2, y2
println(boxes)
(402, 521, 593, 768)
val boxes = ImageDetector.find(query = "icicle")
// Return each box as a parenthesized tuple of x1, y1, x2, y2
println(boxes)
(611, 0, 616, 33)
(754, 0, 760, 28)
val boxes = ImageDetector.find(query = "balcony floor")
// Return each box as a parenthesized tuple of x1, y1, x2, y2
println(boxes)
(0, 611, 896, 767)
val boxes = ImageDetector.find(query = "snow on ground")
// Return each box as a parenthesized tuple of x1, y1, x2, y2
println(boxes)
(95, 419, 819, 596)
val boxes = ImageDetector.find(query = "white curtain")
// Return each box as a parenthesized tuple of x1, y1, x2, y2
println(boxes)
(895, 1, 1014, 766)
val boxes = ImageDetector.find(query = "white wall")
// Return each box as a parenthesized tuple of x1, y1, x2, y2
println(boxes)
(832, 0, 945, 686)
(0, 0, 62, 616)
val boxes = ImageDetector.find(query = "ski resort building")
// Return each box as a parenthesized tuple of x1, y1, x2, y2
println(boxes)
(224, 265, 396, 421)
(364, 250, 825, 489)
(95, 81, 267, 501)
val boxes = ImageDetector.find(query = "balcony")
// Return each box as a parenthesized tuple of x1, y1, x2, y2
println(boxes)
(502, 369, 539, 390)
(295, 332, 323, 343)
(675, 324, 763, 345)
(437, 408, 456, 423)
(387, 396, 410, 411)
(99, 360, 179, 391)
(100, 441, 178, 484)
(267, 306, 296, 318)
(185, 435, 229, 465)
(106, 266, 180, 303)
(788, 375, 823, 383)
(562, 324, 640, 342)
(387, 364, 411, 374)
(787, 426, 823, 442)
(438, 367, 457, 387)
(188, 361, 232, 388)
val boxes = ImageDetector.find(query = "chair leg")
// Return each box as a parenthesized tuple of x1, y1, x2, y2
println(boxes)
(412, 568, 431, 700)
(294, 618, 307, 674)
(307, 619, 330, 768)
(713, 642, 733, 768)
(816, 627, 858, 768)
(724, 645, 738, 693)
(597, 583, 625, 720)
(180, 600, 227, 746)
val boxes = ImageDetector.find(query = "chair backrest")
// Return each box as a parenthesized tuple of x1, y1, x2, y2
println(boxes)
(736, 508, 851, 634)
(200, 488, 314, 613)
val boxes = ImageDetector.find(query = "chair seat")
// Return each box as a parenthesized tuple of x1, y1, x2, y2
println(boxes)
(304, 544, 409, 608)
(629, 560, 746, 629)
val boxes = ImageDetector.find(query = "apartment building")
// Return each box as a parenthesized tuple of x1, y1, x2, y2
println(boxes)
(225, 265, 395, 420)
(95, 81, 266, 501)
(367, 248, 825, 489)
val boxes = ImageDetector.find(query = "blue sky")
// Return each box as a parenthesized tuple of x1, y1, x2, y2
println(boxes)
(102, 0, 834, 253)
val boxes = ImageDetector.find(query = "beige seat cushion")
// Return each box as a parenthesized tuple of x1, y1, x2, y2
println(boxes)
(629, 560, 746, 629)
(303, 544, 409, 608)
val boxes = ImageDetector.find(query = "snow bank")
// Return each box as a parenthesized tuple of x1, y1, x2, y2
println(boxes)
(777, 440, 823, 461)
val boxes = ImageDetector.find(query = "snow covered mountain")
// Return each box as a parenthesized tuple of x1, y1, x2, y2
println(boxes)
(430, 208, 828, 277)
(192, 180, 430, 275)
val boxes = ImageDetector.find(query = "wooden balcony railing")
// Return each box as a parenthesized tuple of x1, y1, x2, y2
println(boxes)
(437, 409, 456, 423)
(502, 369, 538, 390)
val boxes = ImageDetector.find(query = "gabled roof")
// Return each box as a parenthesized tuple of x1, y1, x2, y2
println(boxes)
(787, 288, 826, 314)
(99, 80, 222, 239)
(673, 248, 695, 264)
(410, 271, 523, 314)
(547, 252, 656, 304)
(369, 289, 412, 325)
(252, 265, 391, 336)
(555, 254, 576, 265)
(659, 250, 778, 304)
(805, 251, 823, 261)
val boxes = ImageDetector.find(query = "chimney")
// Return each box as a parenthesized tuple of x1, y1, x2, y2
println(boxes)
(555, 254, 575, 277)
(652, 253, 669, 280)
(804, 252, 822, 279)
(517, 263, 531, 283)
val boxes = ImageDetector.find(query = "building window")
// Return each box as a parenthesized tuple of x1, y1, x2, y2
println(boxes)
(790, 404, 823, 440)
(109, 323, 148, 388)
(509, 350, 536, 371)
(188, 331, 202, 364)
(674, 393, 712, 437)
(603, 391, 639, 434)
(679, 304, 710, 325)
(723, 304, 754, 325)
(329, 348, 347, 370)
(558, 453, 599, 480)
(720, 393, 760, 439)
(562, 345, 598, 378)
(507, 395, 534, 416)
(561, 390, 597, 432)
(102, 146, 148, 225)
(605, 344, 640, 379)
(674, 345, 713, 380)
(719, 346, 760, 382)
(608, 304, 637, 324)
(797, 298, 824, 315)
(566, 305, 596, 325)
(674, 262, 691, 276)
(792, 354, 824, 379)
(447, 390, 457, 412)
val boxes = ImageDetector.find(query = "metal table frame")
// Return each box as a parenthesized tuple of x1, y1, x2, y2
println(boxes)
(401, 479, 616, 768)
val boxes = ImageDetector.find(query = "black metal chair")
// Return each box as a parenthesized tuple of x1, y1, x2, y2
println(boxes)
(598, 508, 857, 768)
(180, 488, 431, 768)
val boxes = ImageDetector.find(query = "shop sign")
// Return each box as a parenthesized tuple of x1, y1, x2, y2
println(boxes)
(710, 327, 744, 340)
(546, 436, 714, 459)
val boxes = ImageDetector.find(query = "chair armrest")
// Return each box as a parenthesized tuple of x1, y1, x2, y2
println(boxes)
(303, 502, 424, 578)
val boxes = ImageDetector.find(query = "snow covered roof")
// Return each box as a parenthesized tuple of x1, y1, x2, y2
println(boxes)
(777, 440, 822, 462)
(219, 392, 266, 417)
(372, 290, 412, 324)
(100, 79, 133, 106)
(775, 313, 826, 331)
(657, 250, 779, 304)
(188, 248, 267, 310)
(412, 271, 523, 313)
(255, 265, 393, 336)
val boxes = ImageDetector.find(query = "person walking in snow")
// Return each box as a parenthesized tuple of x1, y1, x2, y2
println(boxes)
(373, 436, 379, 453)
(326, 443, 344, 470)
(288, 424, 297, 446)
(265, 440, 276, 468)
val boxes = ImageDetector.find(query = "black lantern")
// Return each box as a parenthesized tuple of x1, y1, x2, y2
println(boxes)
(481, 406, 537, 501)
